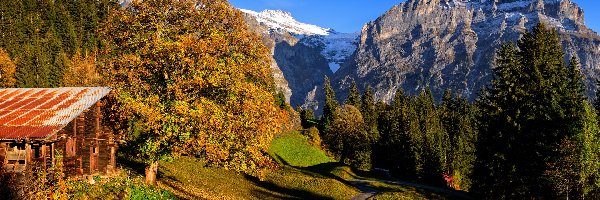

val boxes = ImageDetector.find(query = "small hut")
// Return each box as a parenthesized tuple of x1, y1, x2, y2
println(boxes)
(0, 87, 116, 178)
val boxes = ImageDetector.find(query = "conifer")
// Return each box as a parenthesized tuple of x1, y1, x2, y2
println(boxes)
(345, 81, 361, 107)
(475, 23, 600, 199)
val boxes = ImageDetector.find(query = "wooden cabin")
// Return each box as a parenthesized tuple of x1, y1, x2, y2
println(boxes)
(0, 87, 116, 178)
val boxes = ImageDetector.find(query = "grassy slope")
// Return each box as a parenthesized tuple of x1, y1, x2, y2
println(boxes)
(156, 131, 464, 200)
(157, 132, 358, 200)
(268, 132, 333, 167)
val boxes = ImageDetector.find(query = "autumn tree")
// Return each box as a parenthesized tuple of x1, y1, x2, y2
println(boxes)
(0, 49, 16, 87)
(62, 51, 102, 86)
(100, 0, 286, 184)
(329, 105, 370, 170)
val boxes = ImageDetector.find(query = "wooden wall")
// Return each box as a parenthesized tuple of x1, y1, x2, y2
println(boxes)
(0, 100, 117, 177)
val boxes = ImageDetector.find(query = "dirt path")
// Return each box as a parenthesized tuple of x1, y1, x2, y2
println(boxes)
(348, 180, 379, 200)
(348, 179, 472, 200)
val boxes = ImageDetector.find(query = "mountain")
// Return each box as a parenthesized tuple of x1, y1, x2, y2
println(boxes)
(333, 0, 600, 102)
(240, 9, 359, 107)
(240, 9, 330, 36)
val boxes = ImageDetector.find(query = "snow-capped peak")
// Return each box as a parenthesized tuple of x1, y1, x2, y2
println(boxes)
(240, 9, 331, 36)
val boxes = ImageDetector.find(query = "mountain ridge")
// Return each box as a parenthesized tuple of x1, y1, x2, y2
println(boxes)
(239, 0, 599, 111)
(240, 9, 331, 36)
(331, 0, 600, 104)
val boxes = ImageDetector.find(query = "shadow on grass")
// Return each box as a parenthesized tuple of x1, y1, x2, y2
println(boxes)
(116, 153, 146, 175)
(159, 176, 205, 200)
(244, 174, 335, 200)
(273, 154, 290, 166)
(117, 154, 205, 200)
(299, 162, 356, 183)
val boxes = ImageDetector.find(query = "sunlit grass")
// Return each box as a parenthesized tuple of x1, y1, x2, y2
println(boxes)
(158, 156, 359, 200)
(268, 132, 333, 167)
(154, 131, 465, 200)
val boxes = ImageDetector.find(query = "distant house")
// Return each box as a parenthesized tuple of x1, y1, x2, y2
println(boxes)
(0, 87, 116, 177)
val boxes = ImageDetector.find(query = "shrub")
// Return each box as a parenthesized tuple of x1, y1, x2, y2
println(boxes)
(303, 127, 322, 147)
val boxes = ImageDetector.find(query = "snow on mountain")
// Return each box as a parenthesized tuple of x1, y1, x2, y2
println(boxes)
(240, 9, 330, 36)
(496, 1, 533, 10)
(298, 32, 359, 72)
(240, 9, 359, 72)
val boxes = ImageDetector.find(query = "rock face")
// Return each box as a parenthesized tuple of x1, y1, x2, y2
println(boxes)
(333, 0, 600, 102)
(241, 9, 358, 107)
(242, 13, 295, 103)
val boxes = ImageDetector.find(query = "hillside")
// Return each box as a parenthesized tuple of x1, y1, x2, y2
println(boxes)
(156, 132, 467, 199)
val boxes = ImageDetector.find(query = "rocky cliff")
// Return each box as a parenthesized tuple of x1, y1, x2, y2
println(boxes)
(241, 9, 358, 107)
(333, 0, 600, 102)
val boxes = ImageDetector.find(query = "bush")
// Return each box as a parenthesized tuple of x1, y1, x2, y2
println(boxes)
(303, 127, 322, 147)
(129, 184, 178, 200)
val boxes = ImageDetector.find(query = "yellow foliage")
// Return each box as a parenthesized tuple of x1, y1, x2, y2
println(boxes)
(0, 48, 16, 88)
(62, 51, 102, 87)
(101, 0, 287, 178)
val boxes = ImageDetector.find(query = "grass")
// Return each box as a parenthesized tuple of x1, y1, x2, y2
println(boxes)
(365, 181, 447, 200)
(144, 131, 466, 199)
(268, 132, 333, 167)
(157, 156, 359, 200)
(155, 131, 358, 199)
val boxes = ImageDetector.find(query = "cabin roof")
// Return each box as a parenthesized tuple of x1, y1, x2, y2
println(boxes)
(0, 87, 111, 141)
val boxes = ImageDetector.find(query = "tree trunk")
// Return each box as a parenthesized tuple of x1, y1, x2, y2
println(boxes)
(145, 161, 159, 185)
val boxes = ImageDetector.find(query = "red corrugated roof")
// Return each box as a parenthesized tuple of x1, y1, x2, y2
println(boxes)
(0, 87, 111, 140)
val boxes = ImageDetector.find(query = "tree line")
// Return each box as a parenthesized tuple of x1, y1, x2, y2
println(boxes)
(0, 0, 116, 87)
(299, 23, 600, 199)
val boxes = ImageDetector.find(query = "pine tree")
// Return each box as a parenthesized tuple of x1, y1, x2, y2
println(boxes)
(298, 107, 315, 128)
(415, 89, 448, 185)
(474, 43, 522, 199)
(361, 85, 378, 137)
(321, 76, 339, 135)
(345, 81, 361, 107)
(0, 0, 117, 87)
(475, 23, 597, 199)
(440, 89, 478, 191)
(360, 85, 379, 166)
(564, 57, 586, 119)
(595, 79, 600, 116)
(375, 89, 420, 179)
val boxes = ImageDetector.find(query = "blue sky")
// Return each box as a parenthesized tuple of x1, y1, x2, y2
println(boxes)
(230, 0, 600, 33)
